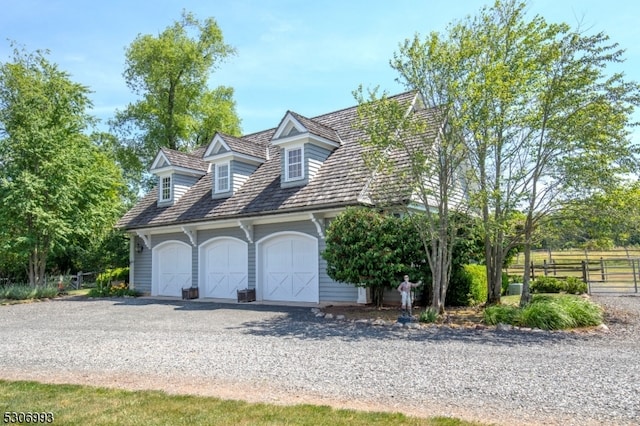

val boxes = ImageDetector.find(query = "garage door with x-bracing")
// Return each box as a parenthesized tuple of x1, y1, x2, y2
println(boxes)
(260, 233, 319, 303)
(153, 241, 192, 297)
(201, 237, 248, 299)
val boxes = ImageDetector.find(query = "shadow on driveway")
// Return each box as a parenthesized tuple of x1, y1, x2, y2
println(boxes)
(55, 295, 593, 346)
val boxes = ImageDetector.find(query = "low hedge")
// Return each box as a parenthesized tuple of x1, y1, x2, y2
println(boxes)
(531, 276, 587, 294)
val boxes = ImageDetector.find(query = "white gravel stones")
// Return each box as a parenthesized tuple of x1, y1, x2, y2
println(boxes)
(0, 295, 638, 425)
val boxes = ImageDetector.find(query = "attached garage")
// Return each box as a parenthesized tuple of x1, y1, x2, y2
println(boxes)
(152, 241, 192, 297)
(258, 232, 319, 303)
(200, 237, 248, 299)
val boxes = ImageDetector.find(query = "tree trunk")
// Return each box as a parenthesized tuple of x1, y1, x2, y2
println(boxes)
(520, 213, 534, 307)
(486, 241, 504, 305)
(372, 286, 385, 308)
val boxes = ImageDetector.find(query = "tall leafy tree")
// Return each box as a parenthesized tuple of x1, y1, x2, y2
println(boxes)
(541, 183, 640, 249)
(0, 46, 125, 286)
(112, 10, 241, 192)
(353, 88, 469, 313)
(392, 0, 640, 305)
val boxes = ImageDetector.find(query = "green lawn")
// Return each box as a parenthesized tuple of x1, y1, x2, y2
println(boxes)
(0, 380, 484, 426)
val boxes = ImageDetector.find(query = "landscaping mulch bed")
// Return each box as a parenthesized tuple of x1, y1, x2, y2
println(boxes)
(321, 303, 485, 327)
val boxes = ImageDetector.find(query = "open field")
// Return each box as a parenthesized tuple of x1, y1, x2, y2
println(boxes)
(507, 249, 640, 293)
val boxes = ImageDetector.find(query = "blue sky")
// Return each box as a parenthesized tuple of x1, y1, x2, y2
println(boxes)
(2, 0, 639, 136)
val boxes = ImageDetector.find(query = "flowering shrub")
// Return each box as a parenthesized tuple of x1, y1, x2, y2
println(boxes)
(88, 280, 139, 298)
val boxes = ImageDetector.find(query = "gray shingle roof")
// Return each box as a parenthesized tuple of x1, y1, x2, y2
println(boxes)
(284, 112, 342, 144)
(216, 132, 267, 160)
(155, 147, 208, 173)
(117, 92, 443, 230)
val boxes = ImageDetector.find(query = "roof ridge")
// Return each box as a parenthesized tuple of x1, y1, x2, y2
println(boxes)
(310, 90, 417, 121)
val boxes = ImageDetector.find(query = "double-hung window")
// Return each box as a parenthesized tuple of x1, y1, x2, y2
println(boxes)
(215, 162, 230, 193)
(285, 146, 303, 181)
(160, 176, 171, 201)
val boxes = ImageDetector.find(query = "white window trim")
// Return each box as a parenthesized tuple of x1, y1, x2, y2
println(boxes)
(160, 175, 172, 202)
(215, 162, 230, 193)
(285, 145, 304, 182)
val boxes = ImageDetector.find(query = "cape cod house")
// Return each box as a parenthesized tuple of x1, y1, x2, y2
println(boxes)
(116, 91, 444, 305)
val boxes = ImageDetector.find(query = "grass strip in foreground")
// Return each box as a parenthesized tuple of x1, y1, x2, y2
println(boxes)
(0, 380, 484, 426)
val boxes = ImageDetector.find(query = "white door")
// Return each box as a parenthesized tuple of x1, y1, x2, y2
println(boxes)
(201, 237, 248, 299)
(154, 241, 192, 297)
(260, 233, 318, 303)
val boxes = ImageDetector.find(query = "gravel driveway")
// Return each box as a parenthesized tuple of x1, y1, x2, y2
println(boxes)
(1, 295, 639, 425)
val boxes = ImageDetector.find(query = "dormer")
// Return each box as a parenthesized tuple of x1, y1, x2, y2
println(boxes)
(203, 133, 267, 199)
(271, 112, 341, 188)
(150, 148, 208, 207)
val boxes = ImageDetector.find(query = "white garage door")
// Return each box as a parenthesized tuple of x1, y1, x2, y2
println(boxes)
(153, 241, 192, 297)
(260, 233, 318, 303)
(201, 237, 248, 299)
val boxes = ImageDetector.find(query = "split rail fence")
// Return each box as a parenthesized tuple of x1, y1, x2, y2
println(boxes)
(506, 249, 640, 294)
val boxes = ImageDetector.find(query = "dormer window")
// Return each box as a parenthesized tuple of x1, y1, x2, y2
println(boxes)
(160, 176, 172, 201)
(215, 162, 230, 193)
(285, 146, 304, 181)
(150, 148, 207, 207)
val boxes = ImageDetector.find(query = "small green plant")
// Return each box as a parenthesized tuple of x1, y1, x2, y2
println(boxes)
(95, 267, 130, 287)
(484, 304, 520, 325)
(88, 268, 138, 298)
(530, 276, 564, 293)
(484, 294, 603, 330)
(88, 282, 139, 298)
(419, 307, 439, 323)
(564, 276, 588, 294)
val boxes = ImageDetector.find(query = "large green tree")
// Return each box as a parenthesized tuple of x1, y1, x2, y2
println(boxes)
(0, 47, 125, 286)
(353, 88, 469, 313)
(392, 0, 640, 306)
(112, 10, 241, 192)
(541, 182, 640, 249)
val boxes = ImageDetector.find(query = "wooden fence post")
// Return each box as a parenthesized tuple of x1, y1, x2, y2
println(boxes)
(530, 261, 535, 280)
(634, 259, 639, 294)
(543, 259, 548, 276)
(600, 257, 605, 282)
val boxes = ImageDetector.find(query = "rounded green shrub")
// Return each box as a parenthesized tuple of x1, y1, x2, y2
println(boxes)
(447, 264, 488, 306)
(530, 276, 563, 293)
